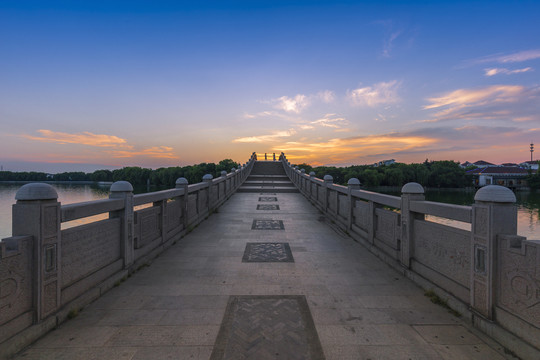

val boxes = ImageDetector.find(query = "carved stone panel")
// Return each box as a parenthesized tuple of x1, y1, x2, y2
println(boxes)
(338, 194, 348, 219)
(0, 237, 32, 326)
(135, 206, 161, 248)
(498, 238, 540, 326)
(414, 220, 471, 288)
(374, 209, 399, 249)
(166, 199, 183, 233)
(353, 200, 370, 231)
(61, 218, 121, 287)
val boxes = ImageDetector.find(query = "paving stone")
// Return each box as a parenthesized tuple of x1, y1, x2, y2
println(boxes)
(16, 347, 137, 360)
(251, 219, 285, 230)
(324, 344, 442, 360)
(132, 346, 213, 360)
(256, 204, 280, 210)
(242, 242, 294, 262)
(432, 344, 507, 360)
(210, 295, 324, 360)
(106, 325, 219, 346)
(258, 196, 278, 202)
(413, 324, 484, 345)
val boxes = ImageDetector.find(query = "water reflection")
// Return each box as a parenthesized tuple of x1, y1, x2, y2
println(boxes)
(0, 183, 110, 239)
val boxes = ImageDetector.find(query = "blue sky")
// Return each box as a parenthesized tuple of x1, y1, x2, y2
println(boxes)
(1, 0, 540, 171)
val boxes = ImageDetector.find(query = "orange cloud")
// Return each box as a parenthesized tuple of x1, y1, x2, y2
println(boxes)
(106, 146, 177, 159)
(424, 85, 524, 110)
(22, 129, 129, 147)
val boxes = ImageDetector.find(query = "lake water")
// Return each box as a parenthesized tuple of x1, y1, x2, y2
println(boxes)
(1, 183, 540, 240)
(0, 183, 111, 240)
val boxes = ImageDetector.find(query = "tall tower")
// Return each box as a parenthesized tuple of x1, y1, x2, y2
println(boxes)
(531, 142, 534, 162)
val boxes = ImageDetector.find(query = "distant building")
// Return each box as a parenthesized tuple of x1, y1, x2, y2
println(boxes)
(468, 166, 529, 188)
(373, 159, 396, 167)
(519, 160, 539, 171)
(460, 161, 473, 168)
(472, 160, 495, 168)
(501, 163, 519, 167)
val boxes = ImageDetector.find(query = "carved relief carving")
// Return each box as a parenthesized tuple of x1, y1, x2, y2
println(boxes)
(414, 220, 471, 287)
(474, 206, 488, 237)
(498, 239, 540, 326)
(43, 205, 58, 238)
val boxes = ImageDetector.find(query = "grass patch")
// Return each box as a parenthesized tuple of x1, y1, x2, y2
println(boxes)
(424, 290, 461, 317)
(67, 308, 81, 319)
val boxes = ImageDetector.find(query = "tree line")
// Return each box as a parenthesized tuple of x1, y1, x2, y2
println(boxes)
(0, 159, 240, 188)
(293, 160, 473, 188)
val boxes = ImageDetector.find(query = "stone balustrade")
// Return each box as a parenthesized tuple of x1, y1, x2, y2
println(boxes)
(280, 152, 540, 359)
(0, 153, 256, 357)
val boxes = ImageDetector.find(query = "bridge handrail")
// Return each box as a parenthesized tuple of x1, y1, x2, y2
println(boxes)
(61, 198, 125, 222)
(279, 151, 539, 358)
(410, 200, 472, 223)
(0, 151, 258, 358)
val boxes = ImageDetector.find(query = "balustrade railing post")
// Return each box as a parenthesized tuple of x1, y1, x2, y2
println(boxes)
(400, 182, 425, 268)
(309, 172, 316, 199)
(471, 185, 517, 320)
(109, 181, 134, 269)
(347, 178, 361, 230)
(175, 178, 189, 230)
(13, 183, 61, 322)
(203, 174, 213, 213)
(323, 175, 333, 213)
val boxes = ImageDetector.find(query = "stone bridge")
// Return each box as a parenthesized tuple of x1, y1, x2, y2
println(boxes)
(0, 152, 539, 359)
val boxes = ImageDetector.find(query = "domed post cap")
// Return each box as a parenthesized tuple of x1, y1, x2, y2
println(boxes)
(110, 181, 133, 193)
(221, 170, 227, 177)
(348, 178, 361, 189)
(401, 182, 424, 194)
(175, 177, 188, 187)
(309, 171, 316, 177)
(323, 175, 333, 183)
(300, 169, 306, 173)
(202, 174, 214, 182)
(15, 183, 58, 201)
(474, 185, 516, 203)
(231, 167, 236, 172)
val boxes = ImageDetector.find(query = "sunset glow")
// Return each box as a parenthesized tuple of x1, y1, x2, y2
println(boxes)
(1, 1, 539, 172)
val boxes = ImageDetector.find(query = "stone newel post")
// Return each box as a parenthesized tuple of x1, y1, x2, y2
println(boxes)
(109, 181, 134, 269)
(323, 175, 333, 213)
(203, 174, 213, 212)
(347, 178, 361, 230)
(400, 182, 425, 268)
(471, 185, 517, 320)
(13, 183, 61, 321)
(176, 177, 189, 229)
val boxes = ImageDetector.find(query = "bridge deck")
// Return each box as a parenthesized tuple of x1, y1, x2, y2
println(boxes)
(15, 192, 509, 359)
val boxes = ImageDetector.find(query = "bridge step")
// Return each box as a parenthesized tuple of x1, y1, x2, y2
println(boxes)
(239, 160, 299, 193)
(237, 186, 299, 193)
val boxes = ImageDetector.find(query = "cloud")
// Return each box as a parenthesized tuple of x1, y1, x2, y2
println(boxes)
(19, 129, 179, 161)
(310, 114, 349, 129)
(232, 129, 297, 143)
(317, 90, 335, 103)
(348, 80, 400, 107)
(274, 94, 310, 113)
(420, 84, 540, 123)
(477, 49, 540, 64)
(21, 129, 129, 147)
(424, 85, 525, 110)
(484, 67, 533, 76)
(106, 146, 177, 159)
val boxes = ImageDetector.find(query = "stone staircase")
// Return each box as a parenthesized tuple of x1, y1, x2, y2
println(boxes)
(238, 161, 299, 193)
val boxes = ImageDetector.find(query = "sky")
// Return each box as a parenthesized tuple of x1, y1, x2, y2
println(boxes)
(1, 0, 540, 172)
